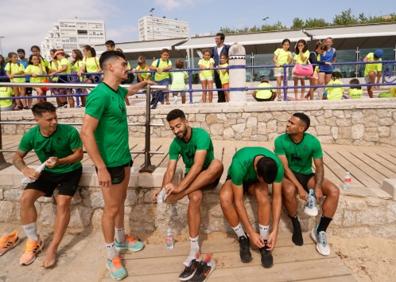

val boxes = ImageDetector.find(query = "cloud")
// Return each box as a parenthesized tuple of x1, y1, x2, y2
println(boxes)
(154, 0, 193, 11)
(0, 0, 127, 54)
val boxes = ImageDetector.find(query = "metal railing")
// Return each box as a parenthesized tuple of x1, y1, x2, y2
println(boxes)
(0, 83, 167, 172)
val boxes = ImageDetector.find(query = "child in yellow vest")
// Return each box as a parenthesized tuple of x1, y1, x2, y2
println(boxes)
(252, 76, 276, 101)
(5, 52, 26, 110)
(170, 59, 188, 104)
(198, 49, 215, 103)
(218, 54, 230, 102)
(325, 71, 344, 101)
(348, 78, 363, 99)
(135, 56, 151, 82)
(25, 55, 47, 103)
(273, 39, 292, 100)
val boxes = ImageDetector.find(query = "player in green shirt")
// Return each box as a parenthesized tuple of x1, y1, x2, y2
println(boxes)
(80, 50, 153, 281)
(220, 146, 284, 268)
(12, 102, 83, 268)
(156, 109, 223, 280)
(274, 113, 339, 256)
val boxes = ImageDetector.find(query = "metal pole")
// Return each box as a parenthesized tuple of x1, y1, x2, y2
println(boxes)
(188, 69, 193, 104)
(283, 65, 288, 101)
(0, 106, 12, 170)
(355, 46, 360, 78)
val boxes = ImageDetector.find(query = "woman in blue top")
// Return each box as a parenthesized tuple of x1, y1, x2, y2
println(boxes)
(318, 37, 336, 97)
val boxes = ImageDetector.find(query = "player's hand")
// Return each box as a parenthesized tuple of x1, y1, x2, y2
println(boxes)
(248, 231, 264, 248)
(22, 167, 39, 180)
(164, 183, 177, 196)
(315, 188, 323, 202)
(151, 188, 161, 203)
(45, 157, 58, 168)
(266, 230, 278, 250)
(97, 167, 111, 188)
(298, 188, 308, 201)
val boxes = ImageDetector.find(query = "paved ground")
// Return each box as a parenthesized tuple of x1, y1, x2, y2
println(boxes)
(0, 223, 354, 282)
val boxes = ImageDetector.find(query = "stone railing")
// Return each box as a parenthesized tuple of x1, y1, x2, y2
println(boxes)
(1, 165, 396, 240)
(1, 99, 395, 146)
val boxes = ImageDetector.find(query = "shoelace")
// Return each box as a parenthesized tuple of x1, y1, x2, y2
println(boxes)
(318, 232, 328, 247)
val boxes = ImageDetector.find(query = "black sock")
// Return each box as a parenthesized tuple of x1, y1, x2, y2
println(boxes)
(289, 215, 303, 246)
(317, 216, 332, 233)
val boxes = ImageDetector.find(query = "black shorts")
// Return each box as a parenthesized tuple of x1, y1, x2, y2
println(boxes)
(293, 172, 315, 191)
(25, 167, 82, 197)
(226, 175, 258, 194)
(96, 161, 133, 185)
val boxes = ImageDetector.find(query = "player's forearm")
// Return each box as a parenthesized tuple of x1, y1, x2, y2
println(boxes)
(177, 164, 203, 191)
(234, 199, 254, 234)
(314, 165, 324, 191)
(162, 167, 175, 187)
(13, 155, 27, 172)
(58, 149, 83, 165)
(127, 81, 148, 96)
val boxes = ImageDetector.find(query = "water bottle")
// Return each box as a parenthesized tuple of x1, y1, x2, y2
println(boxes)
(157, 188, 166, 203)
(342, 171, 352, 190)
(304, 188, 318, 217)
(165, 228, 174, 250)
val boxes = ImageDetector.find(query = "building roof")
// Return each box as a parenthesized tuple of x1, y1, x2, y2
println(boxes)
(95, 38, 187, 53)
(176, 23, 396, 50)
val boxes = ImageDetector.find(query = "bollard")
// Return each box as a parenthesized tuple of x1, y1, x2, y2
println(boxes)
(229, 43, 247, 102)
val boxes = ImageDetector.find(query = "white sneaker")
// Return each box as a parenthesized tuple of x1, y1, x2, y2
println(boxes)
(304, 191, 318, 217)
(310, 228, 330, 256)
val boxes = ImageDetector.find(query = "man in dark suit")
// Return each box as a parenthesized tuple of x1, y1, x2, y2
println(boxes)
(211, 33, 230, 103)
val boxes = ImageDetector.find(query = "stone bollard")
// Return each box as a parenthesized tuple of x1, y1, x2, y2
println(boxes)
(228, 43, 247, 102)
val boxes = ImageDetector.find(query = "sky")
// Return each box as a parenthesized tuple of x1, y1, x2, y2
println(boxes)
(0, 0, 395, 54)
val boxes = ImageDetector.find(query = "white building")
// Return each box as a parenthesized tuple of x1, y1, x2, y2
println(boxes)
(41, 19, 106, 58)
(138, 16, 189, 41)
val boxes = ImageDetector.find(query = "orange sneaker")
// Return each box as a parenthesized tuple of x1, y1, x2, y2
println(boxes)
(0, 230, 19, 256)
(19, 237, 44, 266)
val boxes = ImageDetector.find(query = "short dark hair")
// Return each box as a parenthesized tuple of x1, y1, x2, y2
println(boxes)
(175, 59, 184, 69)
(105, 40, 115, 47)
(161, 48, 170, 55)
(30, 45, 40, 52)
(216, 32, 225, 41)
(349, 78, 361, 89)
(166, 109, 186, 122)
(32, 102, 56, 116)
(17, 49, 25, 54)
(332, 71, 342, 80)
(257, 157, 278, 184)
(99, 50, 126, 69)
(293, 112, 310, 131)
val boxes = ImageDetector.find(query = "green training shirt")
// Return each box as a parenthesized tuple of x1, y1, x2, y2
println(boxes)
(18, 124, 82, 174)
(228, 146, 284, 186)
(85, 82, 132, 167)
(169, 127, 214, 173)
(274, 133, 323, 175)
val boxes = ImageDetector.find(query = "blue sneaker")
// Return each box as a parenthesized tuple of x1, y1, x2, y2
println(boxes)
(106, 256, 127, 281)
(115, 235, 144, 252)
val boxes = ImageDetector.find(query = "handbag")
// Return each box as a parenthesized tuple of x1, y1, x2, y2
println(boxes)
(293, 63, 314, 77)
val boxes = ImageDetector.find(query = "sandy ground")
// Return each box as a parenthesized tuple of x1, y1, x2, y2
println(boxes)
(332, 235, 396, 282)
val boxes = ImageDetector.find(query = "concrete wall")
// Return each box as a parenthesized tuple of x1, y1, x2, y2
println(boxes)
(1, 99, 396, 146)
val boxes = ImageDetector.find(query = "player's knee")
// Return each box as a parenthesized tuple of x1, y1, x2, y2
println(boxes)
(189, 192, 202, 206)
(282, 183, 296, 199)
(210, 160, 223, 176)
(220, 188, 233, 208)
(103, 203, 120, 218)
(328, 185, 340, 200)
(20, 193, 35, 208)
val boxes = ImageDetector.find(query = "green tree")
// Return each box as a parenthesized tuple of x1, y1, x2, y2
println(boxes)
(333, 9, 358, 25)
(292, 17, 305, 29)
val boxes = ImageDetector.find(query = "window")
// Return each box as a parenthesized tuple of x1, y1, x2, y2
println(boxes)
(77, 30, 88, 35)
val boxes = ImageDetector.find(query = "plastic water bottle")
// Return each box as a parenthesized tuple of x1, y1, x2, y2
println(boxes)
(342, 171, 352, 190)
(157, 188, 166, 203)
(304, 188, 318, 217)
(165, 228, 174, 250)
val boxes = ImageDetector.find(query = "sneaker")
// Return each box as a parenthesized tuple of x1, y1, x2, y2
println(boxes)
(238, 235, 252, 263)
(0, 230, 19, 256)
(179, 259, 200, 281)
(106, 256, 128, 281)
(190, 254, 216, 282)
(115, 235, 144, 253)
(310, 228, 330, 256)
(259, 240, 273, 268)
(304, 190, 318, 217)
(19, 237, 44, 265)
(291, 218, 304, 246)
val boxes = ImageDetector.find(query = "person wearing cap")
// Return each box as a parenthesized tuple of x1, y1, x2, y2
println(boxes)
(252, 76, 276, 102)
(364, 49, 383, 98)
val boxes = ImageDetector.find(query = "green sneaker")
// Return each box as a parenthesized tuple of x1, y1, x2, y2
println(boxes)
(106, 256, 127, 281)
(115, 235, 144, 252)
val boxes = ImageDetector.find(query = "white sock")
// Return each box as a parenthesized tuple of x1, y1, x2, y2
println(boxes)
(22, 222, 38, 241)
(115, 227, 125, 243)
(232, 223, 246, 238)
(105, 242, 118, 260)
(184, 236, 199, 266)
(259, 224, 270, 240)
